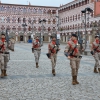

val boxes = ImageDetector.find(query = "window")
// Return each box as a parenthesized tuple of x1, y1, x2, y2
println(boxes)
(6, 6, 10, 12)
(12, 7, 16, 12)
(23, 18, 26, 23)
(52, 10, 56, 14)
(28, 18, 31, 24)
(7, 17, 10, 23)
(28, 26, 31, 31)
(7, 26, 10, 30)
(18, 18, 21, 23)
(0, 6, 5, 11)
(48, 27, 51, 31)
(1, 17, 5, 23)
(23, 8, 27, 13)
(53, 19, 56, 24)
(48, 19, 51, 24)
(12, 26, 16, 31)
(38, 9, 42, 14)
(38, 27, 41, 31)
(1, 25, 5, 30)
(18, 26, 21, 31)
(12, 17, 16, 23)
(43, 9, 46, 14)
(52, 27, 56, 32)
(33, 8, 37, 13)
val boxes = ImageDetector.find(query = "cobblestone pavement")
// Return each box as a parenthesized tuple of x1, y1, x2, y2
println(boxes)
(0, 43, 100, 100)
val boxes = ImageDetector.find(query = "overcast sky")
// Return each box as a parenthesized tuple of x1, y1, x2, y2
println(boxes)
(1, 0, 73, 7)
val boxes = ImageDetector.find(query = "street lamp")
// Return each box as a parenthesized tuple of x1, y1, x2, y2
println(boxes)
(31, 20, 35, 41)
(39, 19, 46, 46)
(22, 23, 27, 34)
(56, 16, 60, 45)
(81, 7, 93, 54)
(22, 23, 27, 42)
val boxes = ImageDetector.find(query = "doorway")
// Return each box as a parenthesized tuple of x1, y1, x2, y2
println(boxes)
(20, 35, 23, 41)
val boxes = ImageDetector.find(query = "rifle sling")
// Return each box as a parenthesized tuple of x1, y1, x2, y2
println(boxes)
(94, 45, 99, 52)
(71, 45, 77, 56)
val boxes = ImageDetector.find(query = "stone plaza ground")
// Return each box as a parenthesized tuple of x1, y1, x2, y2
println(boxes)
(0, 43, 100, 100)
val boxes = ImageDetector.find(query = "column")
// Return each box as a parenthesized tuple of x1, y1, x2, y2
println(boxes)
(66, 36, 68, 42)
(89, 34, 92, 44)
(49, 36, 51, 42)
(24, 36, 27, 43)
(63, 35, 65, 42)
(16, 35, 18, 41)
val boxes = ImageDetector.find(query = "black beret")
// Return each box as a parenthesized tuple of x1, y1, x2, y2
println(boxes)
(71, 34, 77, 38)
(95, 35, 99, 38)
(1, 33, 5, 36)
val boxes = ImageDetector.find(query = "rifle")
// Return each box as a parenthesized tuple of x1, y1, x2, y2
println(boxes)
(55, 34, 60, 54)
(5, 29, 10, 60)
(78, 31, 83, 53)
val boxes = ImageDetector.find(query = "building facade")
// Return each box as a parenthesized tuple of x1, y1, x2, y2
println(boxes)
(0, 2, 58, 42)
(0, 0, 100, 43)
(58, 0, 100, 43)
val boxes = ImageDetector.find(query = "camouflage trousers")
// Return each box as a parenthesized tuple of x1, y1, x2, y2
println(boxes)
(70, 57, 81, 76)
(94, 52, 100, 68)
(34, 50, 41, 63)
(51, 54, 57, 70)
(0, 54, 9, 70)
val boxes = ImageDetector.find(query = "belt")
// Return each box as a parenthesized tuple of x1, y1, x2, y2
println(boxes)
(72, 56, 82, 58)
(34, 49, 41, 50)
(96, 51, 100, 52)
(4, 52, 9, 54)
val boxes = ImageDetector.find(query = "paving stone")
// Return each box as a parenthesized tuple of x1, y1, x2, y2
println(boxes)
(0, 43, 99, 100)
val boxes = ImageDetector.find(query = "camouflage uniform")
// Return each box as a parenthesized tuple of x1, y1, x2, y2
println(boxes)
(91, 40, 100, 73)
(65, 39, 83, 85)
(0, 39, 13, 77)
(48, 40, 59, 76)
(32, 39, 41, 68)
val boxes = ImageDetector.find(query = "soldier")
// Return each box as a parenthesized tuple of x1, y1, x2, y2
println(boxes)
(64, 34, 83, 85)
(10, 37, 15, 51)
(0, 33, 13, 77)
(32, 36, 41, 68)
(91, 35, 100, 73)
(48, 36, 60, 76)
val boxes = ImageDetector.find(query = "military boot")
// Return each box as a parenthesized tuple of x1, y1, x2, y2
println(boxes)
(36, 63, 39, 68)
(98, 68, 100, 73)
(1, 70, 5, 78)
(4, 70, 7, 76)
(94, 68, 98, 73)
(52, 69, 56, 76)
(75, 76, 79, 84)
(72, 76, 76, 85)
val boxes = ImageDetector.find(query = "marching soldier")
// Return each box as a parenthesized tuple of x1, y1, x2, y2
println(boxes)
(64, 34, 83, 85)
(48, 36, 60, 76)
(32, 36, 41, 68)
(0, 33, 13, 77)
(91, 35, 100, 73)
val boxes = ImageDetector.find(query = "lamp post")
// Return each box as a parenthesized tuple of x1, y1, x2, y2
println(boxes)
(81, 7, 93, 54)
(56, 16, 60, 45)
(22, 23, 27, 42)
(22, 23, 27, 33)
(31, 20, 35, 41)
(39, 19, 46, 46)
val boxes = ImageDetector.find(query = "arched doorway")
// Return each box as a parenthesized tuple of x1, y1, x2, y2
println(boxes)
(20, 35, 23, 41)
